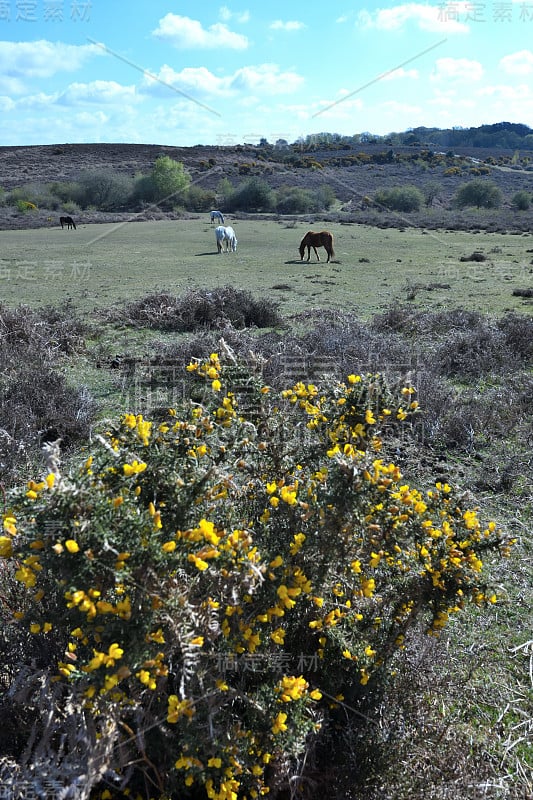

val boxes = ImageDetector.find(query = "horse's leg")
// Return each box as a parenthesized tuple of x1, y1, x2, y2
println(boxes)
(313, 246, 320, 261)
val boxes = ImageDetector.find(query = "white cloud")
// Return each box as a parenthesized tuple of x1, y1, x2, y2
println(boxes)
(359, 3, 469, 33)
(229, 64, 304, 94)
(428, 92, 455, 108)
(0, 40, 103, 83)
(74, 110, 109, 126)
(57, 80, 138, 106)
(143, 63, 304, 97)
(17, 91, 59, 109)
(500, 50, 533, 76)
(269, 20, 305, 31)
(478, 83, 532, 101)
(382, 67, 418, 80)
(0, 95, 15, 111)
(153, 14, 248, 49)
(432, 57, 483, 82)
(219, 6, 250, 23)
(380, 99, 423, 115)
(141, 65, 225, 97)
(0, 75, 26, 94)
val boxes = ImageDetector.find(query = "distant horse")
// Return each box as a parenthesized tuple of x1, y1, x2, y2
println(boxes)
(299, 230, 334, 263)
(210, 210, 225, 224)
(215, 225, 238, 253)
(60, 216, 76, 230)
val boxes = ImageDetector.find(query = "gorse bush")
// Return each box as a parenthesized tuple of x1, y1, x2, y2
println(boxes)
(1, 355, 512, 799)
(77, 169, 134, 210)
(511, 190, 531, 210)
(226, 177, 274, 212)
(373, 185, 423, 212)
(454, 178, 502, 209)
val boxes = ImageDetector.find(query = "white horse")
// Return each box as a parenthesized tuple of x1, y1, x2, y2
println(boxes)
(215, 225, 238, 253)
(224, 226, 237, 252)
(215, 225, 227, 253)
(210, 210, 225, 224)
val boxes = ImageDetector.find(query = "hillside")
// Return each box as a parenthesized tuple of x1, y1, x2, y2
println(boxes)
(1, 135, 533, 236)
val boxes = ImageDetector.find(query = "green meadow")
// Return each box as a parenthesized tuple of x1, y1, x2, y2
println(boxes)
(1, 218, 532, 317)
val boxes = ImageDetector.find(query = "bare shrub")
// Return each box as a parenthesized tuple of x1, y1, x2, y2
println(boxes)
(496, 313, 533, 361)
(0, 303, 96, 484)
(106, 287, 282, 331)
(433, 324, 511, 378)
(459, 251, 487, 262)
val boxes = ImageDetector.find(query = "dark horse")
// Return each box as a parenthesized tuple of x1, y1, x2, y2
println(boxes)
(299, 230, 334, 263)
(60, 216, 76, 230)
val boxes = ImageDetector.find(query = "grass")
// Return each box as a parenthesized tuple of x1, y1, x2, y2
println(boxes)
(0, 219, 532, 318)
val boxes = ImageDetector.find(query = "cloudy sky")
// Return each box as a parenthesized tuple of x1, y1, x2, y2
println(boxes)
(1, 1, 532, 146)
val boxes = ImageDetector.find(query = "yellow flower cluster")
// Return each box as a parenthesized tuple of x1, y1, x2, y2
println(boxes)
(84, 643, 124, 672)
(187, 352, 223, 392)
(277, 675, 309, 702)
(122, 413, 152, 446)
(65, 588, 132, 621)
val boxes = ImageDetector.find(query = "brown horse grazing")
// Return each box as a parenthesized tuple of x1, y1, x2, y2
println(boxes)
(299, 230, 334, 263)
(60, 216, 76, 230)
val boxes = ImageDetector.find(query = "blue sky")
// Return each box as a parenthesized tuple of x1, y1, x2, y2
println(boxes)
(1, 1, 532, 146)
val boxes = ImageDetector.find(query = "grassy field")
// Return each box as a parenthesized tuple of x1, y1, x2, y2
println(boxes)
(1, 218, 532, 318)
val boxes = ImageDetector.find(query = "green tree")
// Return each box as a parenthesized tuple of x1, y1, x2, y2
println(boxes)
(454, 179, 502, 209)
(151, 156, 190, 205)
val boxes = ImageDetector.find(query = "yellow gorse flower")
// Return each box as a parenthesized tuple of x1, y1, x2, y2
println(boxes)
(271, 711, 288, 734)
(278, 675, 308, 702)
(123, 459, 147, 476)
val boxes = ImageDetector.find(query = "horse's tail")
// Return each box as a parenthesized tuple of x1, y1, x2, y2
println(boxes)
(328, 233, 334, 258)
